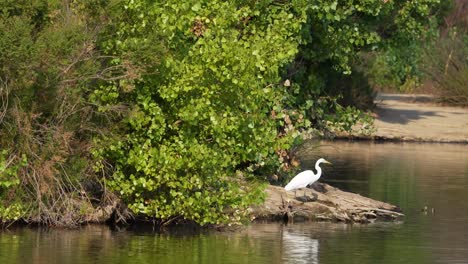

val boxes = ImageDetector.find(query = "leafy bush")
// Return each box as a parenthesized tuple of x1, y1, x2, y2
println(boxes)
(0, 150, 27, 222)
(93, 0, 309, 225)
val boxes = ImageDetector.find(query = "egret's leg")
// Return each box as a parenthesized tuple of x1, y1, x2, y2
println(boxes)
(294, 190, 297, 197)
(304, 189, 306, 197)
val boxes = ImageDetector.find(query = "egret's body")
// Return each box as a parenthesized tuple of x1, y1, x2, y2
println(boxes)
(284, 170, 319, 191)
(284, 158, 331, 197)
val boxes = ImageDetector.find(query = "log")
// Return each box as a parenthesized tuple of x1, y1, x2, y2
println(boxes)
(250, 183, 403, 223)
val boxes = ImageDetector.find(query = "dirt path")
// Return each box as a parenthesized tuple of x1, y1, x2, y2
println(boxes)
(371, 93, 468, 143)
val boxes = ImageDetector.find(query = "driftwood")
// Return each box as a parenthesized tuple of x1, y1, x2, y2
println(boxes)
(251, 183, 403, 224)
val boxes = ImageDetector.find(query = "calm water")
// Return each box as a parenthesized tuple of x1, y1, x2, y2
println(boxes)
(1, 141, 468, 264)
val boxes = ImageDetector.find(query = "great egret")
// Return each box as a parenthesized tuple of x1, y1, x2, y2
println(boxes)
(284, 158, 332, 198)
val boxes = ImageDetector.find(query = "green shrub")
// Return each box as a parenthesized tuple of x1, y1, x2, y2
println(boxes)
(0, 150, 27, 222)
(93, 0, 309, 225)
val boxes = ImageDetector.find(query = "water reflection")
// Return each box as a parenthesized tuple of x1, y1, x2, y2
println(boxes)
(1, 141, 467, 264)
(300, 140, 468, 264)
(281, 228, 319, 264)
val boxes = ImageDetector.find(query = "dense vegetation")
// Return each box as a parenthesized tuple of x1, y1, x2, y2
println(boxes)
(0, 0, 452, 226)
(363, 0, 467, 106)
(0, 0, 111, 225)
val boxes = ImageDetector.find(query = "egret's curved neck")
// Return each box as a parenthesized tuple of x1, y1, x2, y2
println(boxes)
(315, 160, 323, 178)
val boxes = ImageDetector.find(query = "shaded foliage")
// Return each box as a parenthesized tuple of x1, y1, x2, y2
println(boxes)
(0, 0, 112, 225)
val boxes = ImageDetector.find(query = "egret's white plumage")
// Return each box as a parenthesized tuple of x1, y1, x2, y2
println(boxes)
(284, 170, 319, 191)
(285, 158, 331, 196)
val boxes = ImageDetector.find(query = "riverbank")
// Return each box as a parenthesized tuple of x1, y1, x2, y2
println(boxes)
(3, 182, 403, 228)
(368, 93, 468, 143)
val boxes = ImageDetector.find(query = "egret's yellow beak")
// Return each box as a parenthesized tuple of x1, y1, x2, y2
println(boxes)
(324, 160, 332, 165)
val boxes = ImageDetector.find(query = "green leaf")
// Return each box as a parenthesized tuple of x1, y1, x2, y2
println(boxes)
(192, 3, 201, 12)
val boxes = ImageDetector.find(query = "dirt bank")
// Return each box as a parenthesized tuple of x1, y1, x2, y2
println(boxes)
(370, 93, 468, 143)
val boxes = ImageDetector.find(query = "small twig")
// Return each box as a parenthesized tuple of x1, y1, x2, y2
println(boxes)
(161, 215, 182, 227)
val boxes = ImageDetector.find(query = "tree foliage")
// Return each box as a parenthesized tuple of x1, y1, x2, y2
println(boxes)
(93, 0, 310, 225)
(358, 0, 451, 91)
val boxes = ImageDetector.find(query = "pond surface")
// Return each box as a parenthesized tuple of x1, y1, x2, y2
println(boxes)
(1, 141, 468, 264)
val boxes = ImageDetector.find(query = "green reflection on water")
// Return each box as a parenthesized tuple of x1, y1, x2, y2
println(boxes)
(0, 226, 281, 264)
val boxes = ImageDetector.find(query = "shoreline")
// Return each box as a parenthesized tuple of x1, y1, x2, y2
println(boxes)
(2, 182, 404, 229)
(367, 93, 468, 143)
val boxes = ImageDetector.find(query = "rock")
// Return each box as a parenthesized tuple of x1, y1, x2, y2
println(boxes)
(251, 183, 404, 223)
